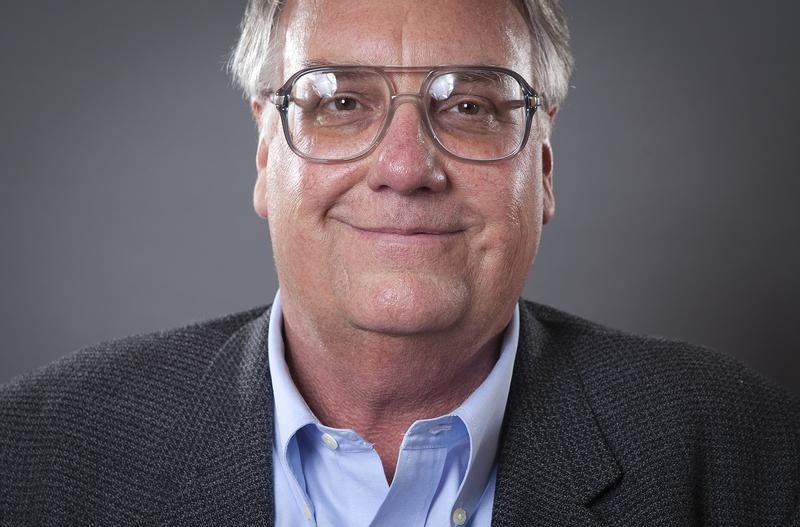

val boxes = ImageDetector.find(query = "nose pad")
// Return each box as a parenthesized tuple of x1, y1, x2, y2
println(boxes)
(367, 98, 445, 194)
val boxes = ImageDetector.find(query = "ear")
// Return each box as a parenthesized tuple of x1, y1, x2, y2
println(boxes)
(254, 139, 269, 219)
(252, 100, 269, 219)
(541, 107, 559, 225)
(541, 141, 555, 224)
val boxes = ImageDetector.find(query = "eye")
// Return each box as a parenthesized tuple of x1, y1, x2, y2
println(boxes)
(438, 97, 493, 117)
(452, 101, 482, 115)
(325, 97, 361, 111)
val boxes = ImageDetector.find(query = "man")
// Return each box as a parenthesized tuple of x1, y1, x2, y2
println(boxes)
(1, 0, 798, 525)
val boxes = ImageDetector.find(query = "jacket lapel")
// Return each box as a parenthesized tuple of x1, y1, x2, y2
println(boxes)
(156, 307, 275, 525)
(491, 303, 622, 526)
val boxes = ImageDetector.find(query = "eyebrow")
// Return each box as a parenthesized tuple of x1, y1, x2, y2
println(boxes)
(299, 59, 374, 68)
(298, 60, 512, 71)
(297, 63, 516, 85)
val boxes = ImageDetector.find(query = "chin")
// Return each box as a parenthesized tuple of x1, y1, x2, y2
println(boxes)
(337, 272, 469, 337)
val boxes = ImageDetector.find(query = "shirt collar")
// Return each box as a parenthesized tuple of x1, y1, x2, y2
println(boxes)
(451, 302, 519, 513)
(268, 289, 520, 508)
(268, 290, 319, 460)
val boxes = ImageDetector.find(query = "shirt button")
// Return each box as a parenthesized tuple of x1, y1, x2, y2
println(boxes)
(452, 508, 468, 526)
(321, 432, 339, 450)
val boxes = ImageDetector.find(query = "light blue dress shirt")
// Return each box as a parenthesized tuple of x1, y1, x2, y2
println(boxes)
(268, 290, 520, 527)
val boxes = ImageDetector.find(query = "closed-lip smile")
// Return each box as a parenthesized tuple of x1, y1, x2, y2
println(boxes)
(355, 226, 460, 236)
(332, 218, 466, 242)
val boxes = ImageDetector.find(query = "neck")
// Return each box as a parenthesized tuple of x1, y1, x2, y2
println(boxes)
(281, 311, 504, 482)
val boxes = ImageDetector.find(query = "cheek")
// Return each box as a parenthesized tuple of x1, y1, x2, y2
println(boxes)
(265, 143, 303, 227)
(470, 153, 541, 236)
(460, 154, 542, 280)
(509, 154, 542, 233)
(266, 145, 363, 240)
(496, 187, 539, 274)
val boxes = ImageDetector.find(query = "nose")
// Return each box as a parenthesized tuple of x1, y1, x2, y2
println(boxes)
(366, 100, 446, 195)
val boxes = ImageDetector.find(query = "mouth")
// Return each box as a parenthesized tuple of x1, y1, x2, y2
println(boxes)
(333, 219, 465, 244)
(355, 226, 461, 236)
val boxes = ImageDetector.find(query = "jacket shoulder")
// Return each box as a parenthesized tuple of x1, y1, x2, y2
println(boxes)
(1, 305, 268, 402)
(520, 299, 798, 411)
(0, 306, 269, 522)
(519, 299, 800, 522)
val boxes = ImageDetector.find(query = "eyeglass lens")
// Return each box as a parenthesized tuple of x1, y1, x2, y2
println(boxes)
(284, 68, 528, 161)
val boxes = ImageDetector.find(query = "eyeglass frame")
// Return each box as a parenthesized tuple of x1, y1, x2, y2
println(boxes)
(264, 65, 543, 164)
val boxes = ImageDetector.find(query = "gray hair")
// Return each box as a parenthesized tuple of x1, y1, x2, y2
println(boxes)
(229, 0, 573, 110)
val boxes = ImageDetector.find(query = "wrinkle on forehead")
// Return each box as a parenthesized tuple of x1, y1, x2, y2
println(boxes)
(397, 0, 531, 68)
(398, 0, 416, 65)
(282, 0, 534, 78)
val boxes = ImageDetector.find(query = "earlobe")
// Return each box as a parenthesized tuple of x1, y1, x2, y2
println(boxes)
(253, 138, 269, 219)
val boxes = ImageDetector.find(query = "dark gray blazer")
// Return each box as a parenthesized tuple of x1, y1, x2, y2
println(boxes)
(1, 301, 798, 525)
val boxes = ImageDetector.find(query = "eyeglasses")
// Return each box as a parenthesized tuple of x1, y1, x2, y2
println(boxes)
(266, 65, 542, 163)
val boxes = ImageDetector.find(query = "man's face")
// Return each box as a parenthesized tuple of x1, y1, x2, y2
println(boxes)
(255, 0, 555, 343)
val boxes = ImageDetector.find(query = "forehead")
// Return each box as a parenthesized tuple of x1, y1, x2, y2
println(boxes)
(278, 0, 533, 77)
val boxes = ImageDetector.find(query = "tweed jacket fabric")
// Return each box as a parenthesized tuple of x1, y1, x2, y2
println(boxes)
(1, 300, 799, 526)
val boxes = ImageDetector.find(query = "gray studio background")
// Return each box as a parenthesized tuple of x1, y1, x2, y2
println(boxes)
(1, 1, 798, 395)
